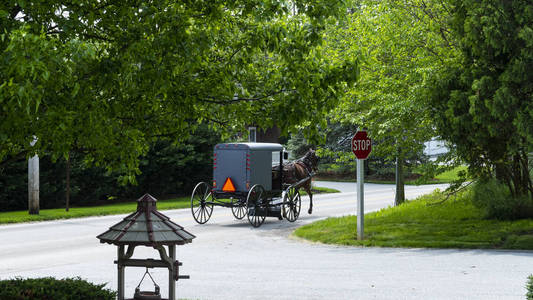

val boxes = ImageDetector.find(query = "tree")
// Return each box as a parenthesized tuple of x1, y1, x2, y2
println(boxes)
(293, 118, 428, 181)
(0, 124, 220, 212)
(0, 2, 357, 192)
(428, 0, 533, 199)
(327, 0, 457, 204)
(287, 120, 356, 176)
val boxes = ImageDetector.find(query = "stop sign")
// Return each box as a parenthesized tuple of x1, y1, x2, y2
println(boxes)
(352, 130, 372, 159)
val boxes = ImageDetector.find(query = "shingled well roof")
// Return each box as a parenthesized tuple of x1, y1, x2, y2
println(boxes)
(97, 194, 195, 246)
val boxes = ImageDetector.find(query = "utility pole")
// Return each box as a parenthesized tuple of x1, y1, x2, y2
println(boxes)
(28, 154, 39, 214)
(28, 137, 39, 214)
(66, 153, 71, 212)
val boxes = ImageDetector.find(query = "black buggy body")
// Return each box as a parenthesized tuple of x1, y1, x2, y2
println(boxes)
(213, 143, 284, 196)
(191, 142, 308, 227)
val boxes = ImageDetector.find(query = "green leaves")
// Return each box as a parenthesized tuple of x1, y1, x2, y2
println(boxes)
(429, 0, 533, 198)
(328, 0, 457, 161)
(1, 0, 355, 180)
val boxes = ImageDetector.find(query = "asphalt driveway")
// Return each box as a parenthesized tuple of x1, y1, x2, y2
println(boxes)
(1, 182, 531, 299)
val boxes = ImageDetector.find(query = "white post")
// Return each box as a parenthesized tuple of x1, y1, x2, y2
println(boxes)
(28, 154, 39, 215)
(357, 158, 364, 240)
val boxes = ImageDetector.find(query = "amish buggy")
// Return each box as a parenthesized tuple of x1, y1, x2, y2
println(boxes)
(190, 143, 318, 227)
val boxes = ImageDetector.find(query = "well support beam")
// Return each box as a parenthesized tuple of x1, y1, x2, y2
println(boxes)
(117, 245, 125, 300)
(169, 245, 176, 300)
(116, 258, 169, 268)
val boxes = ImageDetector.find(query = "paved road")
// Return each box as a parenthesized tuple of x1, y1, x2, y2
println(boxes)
(1, 182, 532, 299)
(314, 180, 359, 193)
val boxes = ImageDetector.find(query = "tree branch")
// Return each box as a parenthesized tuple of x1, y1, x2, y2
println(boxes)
(202, 89, 296, 104)
(10, 4, 21, 20)
(427, 181, 473, 206)
(0, 151, 28, 169)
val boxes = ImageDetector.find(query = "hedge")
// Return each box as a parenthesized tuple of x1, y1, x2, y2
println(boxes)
(0, 277, 116, 300)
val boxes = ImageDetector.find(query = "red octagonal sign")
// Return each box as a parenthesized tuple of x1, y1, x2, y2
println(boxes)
(352, 130, 372, 159)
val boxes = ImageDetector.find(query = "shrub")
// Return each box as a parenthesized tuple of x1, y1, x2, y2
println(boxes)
(527, 275, 533, 300)
(0, 124, 220, 211)
(471, 179, 533, 220)
(0, 277, 116, 300)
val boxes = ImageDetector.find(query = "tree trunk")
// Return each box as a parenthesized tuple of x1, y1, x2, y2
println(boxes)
(511, 151, 532, 199)
(495, 151, 532, 200)
(395, 156, 405, 206)
(521, 151, 533, 200)
(66, 153, 70, 212)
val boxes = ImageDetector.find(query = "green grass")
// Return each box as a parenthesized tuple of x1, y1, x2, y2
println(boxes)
(0, 196, 191, 224)
(303, 186, 340, 195)
(316, 166, 468, 185)
(365, 179, 421, 185)
(0, 187, 339, 225)
(324, 178, 448, 185)
(313, 176, 355, 182)
(434, 165, 467, 182)
(294, 189, 533, 249)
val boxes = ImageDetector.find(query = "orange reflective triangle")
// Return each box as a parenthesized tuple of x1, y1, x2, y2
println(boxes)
(222, 177, 236, 192)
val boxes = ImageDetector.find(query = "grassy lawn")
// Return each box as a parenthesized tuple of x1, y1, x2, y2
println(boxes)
(294, 189, 533, 250)
(316, 165, 468, 185)
(0, 196, 191, 225)
(303, 186, 339, 195)
(434, 165, 468, 182)
(318, 178, 445, 185)
(0, 186, 338, 225)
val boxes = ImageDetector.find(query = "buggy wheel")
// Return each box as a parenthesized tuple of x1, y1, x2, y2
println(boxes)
(231, 198, 247, 220)
(282, 187, 301, 222)
(246, 184, 267, 227)
(191, 182, 214, 224)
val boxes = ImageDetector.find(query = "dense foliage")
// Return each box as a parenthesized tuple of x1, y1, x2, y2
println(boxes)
(471, 179, 533, 220)
(0, 125, 219, 211)
(526, 275, 533, 300)
(428, 0, 533, 199)
(0, 277, 116, 300)
(287, 1, 454, 199)
(321, 0, 532, 210)
(0, 1, 357, 181)
(3, 0, 531, 219)
(332, 0, 453, 161)
(287, 122, 428, 180)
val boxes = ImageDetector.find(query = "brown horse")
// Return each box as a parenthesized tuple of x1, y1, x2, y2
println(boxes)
(282, 149, 318, 214)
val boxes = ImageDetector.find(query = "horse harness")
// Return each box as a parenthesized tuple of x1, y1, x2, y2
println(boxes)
(295, 151, 316, 175)
(284, 154, 314, 183)
(295, 161, 312, 177)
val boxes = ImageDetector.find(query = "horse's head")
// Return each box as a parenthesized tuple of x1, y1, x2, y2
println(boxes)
(306, 149, 318, 172)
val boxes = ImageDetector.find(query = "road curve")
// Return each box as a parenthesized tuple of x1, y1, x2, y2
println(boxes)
(0, 183, 531, 299)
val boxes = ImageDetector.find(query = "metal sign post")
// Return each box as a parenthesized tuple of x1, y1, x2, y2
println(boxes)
(356, 158, 364, 240)
(351, 130, 372, 240)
